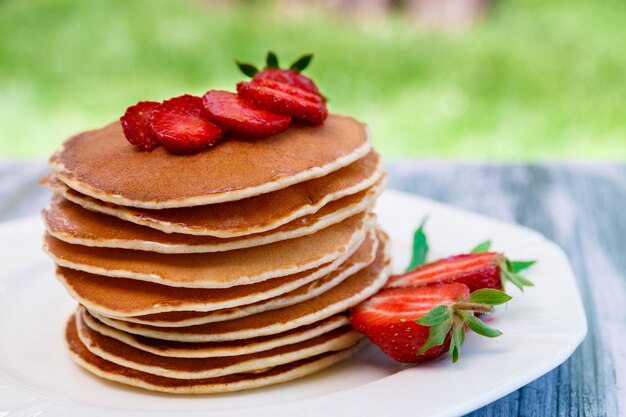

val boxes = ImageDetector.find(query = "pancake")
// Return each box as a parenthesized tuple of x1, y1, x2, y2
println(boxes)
(47, 151, 382, 237)
(76, 312, 361, 379)
(67, 316, 363, 394)
(91, 231, 390, 342)
(81, 310, 351, 358)
(44, 213, 374, 288)
(43, 177, 385, 253)
(56, 229, 377, 317)
(51, 114, 371, 209)
(103, 233, 377, 325)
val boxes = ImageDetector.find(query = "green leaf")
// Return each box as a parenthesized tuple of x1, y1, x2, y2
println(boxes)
(470, 240, 492, 253)
(461, 313, 503, 338)
(510, 260, 536, 273)
(449, 320, 465, 363)
(290, 53, 313, 71)
(266, 51, 279, 68)
(414, 305, 451, 326)
(406, 218, 429, 271)
(236, 61, 259, 77)
(501, 268, 534, 291)
(468, 289, 512, 306)
(416, 319, 452, 354)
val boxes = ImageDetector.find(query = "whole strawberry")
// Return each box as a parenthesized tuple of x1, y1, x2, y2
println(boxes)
(350, 285, 512, 363)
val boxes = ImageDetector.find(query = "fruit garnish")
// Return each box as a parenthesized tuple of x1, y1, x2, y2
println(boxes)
(120, 101, 161, 151)
(350, 285, 511, 363)
(397, 221, 535, 291)
(236, 51, 320, 95)
(201, 90, 291, 137)
(386, 252, 534, 292)
(237, 79, 328, 125)
(150, 95, 225, 155)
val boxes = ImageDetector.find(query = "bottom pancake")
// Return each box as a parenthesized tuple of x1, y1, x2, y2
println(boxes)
(81, 308, 351, 358)
(66, 315, 363, 394)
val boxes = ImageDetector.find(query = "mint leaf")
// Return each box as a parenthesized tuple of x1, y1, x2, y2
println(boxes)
(468, 289, 512, 306)
(470, 240, 492, 253)
(406, 218, 429, 271)
(236, 61, 259, 77)
(290, 54, 313, 71)
(461, 313, 503, 338)
(510, 260, 536, 273)
(266, 51, 279, 68)
(415, 305, 451, 326)
(416, 319, 452, 354)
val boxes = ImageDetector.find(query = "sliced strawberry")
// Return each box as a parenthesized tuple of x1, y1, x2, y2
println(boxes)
(237, 80, 328, 125)
(387, 252, 505, 293)
(120, 101, 161, 151)
(350, 285, 511, 363)
(350, 284, 469, 362)
(201, 90, 291, 137)
(150, 95, 225, 155)
(254, 68, 321, 96)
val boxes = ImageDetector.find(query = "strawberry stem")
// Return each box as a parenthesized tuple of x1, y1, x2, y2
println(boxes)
(452, 302, 493, 313)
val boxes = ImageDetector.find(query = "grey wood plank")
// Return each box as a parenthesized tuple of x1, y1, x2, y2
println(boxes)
(0, 161, 624, 416)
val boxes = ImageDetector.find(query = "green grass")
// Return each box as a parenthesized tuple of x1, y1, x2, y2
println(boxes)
(1, 0, 625, 159)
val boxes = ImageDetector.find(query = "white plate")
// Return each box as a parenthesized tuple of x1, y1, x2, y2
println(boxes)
(0, 190, 587, 417)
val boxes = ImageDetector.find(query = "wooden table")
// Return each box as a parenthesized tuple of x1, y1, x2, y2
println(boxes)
(1, 160, 624, 416)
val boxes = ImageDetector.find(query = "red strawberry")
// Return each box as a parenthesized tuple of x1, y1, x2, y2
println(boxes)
(202, 90, 291, 137)
(254, 68, 321, 96)
(350, 285, 511, 363)
(388, 252, 535, 293)
(150, 95, 225, 154)
(387, 252, 504, 292)
(120, 101, 161, 151)
(237, 79, 328, 125)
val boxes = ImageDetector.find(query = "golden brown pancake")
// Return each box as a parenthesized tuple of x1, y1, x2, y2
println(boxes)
(51, 115, 371, 209)
(43, 177, 384, 253)
(47, 151, 382, 237)
(81, 310, 351, 358)
(56, 229, 377, 317)
(76, 312, 360, 379)
(91, 232, 390, 342)
(101, 234, 377, 325)
(66, 315, 363, 394)
(44, 213, 374, 288)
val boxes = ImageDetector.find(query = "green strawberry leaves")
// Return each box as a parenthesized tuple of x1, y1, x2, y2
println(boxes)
(237, 52, 314, 77)
(266, 51, 279, 68)
(290, 53, 313, 71)
(470, 240, 491, 253)
(510, 260, 536, 273)
(406, 218, 429, 271)
(235, 61, 259, 78)
(415, 289, 511, 362)
(468, 288, 512, 305)
(500, 258, 535, 291)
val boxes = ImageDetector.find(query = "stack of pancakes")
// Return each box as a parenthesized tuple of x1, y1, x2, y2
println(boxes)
(42, 114, 390, 394)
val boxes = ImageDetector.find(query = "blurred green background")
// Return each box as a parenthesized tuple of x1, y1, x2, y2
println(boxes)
(1, 0, 625, 160)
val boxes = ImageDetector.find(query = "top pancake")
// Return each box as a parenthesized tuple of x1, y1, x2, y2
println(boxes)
(50, 114, 371, 209)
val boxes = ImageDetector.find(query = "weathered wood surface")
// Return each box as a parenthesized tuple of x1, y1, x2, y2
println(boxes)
(1, 160, 624, 416)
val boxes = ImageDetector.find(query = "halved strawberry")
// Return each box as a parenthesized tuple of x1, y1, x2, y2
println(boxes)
(237, 79, 328, 124)
(150, 95, 225, 155)
(387, 252, 504, 292)
(387, 252, 534, 292)
(202, 90, 291, 137)
(120, 101, 161, 151)
(254, 68, 321, 96)
(350, 285, 511, 363)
